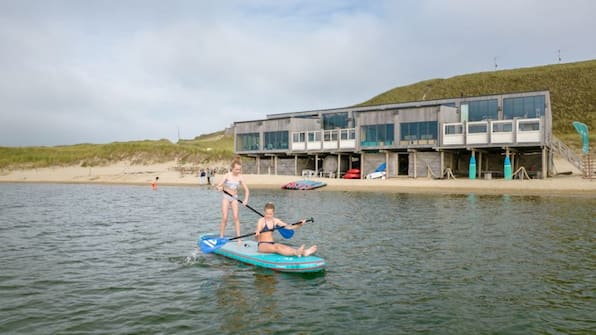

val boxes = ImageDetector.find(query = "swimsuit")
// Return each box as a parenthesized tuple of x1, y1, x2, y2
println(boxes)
(222, 178, 241, 201)
(258, 219, 279, 246)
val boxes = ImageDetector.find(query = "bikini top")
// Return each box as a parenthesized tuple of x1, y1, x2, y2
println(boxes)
(223, 178, 240, 190)
(260, 219, 280, 233)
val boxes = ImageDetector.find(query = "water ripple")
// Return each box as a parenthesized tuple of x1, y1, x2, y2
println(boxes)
(0, 184, 594, 334)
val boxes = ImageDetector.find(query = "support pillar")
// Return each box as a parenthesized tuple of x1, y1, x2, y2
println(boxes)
(541, 147, 547, 179)
(478, 151, 483, 179)
(440, 151, 444, 178)
(336, 153, 341, 179)
(413, 151, 417, 178)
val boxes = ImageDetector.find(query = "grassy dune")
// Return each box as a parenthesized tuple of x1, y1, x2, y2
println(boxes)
(1, 59, 594, 169)
(0, 131, 235, 169)
(359, 59, 596, 149)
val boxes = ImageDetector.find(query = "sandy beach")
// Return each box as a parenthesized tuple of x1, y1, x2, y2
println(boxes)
(1, 160, 595, 196)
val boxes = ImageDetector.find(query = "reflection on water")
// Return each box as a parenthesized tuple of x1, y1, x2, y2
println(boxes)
(0, 183, 594, 335)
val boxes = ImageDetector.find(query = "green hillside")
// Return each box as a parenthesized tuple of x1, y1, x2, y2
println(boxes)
(359, 59, 596, 148)
(0, 131, 235, 169)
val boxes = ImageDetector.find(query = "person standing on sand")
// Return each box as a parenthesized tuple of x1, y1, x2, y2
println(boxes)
(151, 176, 159, 190)
(255, 202, 317, 257)
(215, 157, 249, 240)
(199, 169, 206, 184)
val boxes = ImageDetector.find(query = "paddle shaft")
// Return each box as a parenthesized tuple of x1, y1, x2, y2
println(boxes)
(227, 218, 313, 241)
(222, 189, 264, 217)
(221, 189, 302, 239)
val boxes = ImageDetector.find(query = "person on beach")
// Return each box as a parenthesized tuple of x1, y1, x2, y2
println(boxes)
(199, 169, 206, 184)
(206, 168, 212, 185)
(215, 157, 249, 239)
(255, 202, 317, 257)
(151, 176, 159, 190)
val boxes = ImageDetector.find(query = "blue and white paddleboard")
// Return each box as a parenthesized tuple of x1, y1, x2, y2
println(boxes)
(199, 234, 325, 273)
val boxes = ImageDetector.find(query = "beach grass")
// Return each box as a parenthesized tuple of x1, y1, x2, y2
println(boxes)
(0, 131, 235, 169)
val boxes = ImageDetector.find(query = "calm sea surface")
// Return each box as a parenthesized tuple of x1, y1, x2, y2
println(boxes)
(0, 183, 594, 334)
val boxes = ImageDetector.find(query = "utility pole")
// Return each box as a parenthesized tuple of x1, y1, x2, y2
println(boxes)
(493, 57, 498, 71)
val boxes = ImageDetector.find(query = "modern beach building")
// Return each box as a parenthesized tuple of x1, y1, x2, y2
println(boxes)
(233, 90, 562, 179)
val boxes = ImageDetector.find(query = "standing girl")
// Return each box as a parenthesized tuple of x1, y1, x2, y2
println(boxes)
(216, 157, 249, 239)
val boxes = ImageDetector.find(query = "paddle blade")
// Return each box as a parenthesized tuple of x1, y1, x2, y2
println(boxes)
(278, 227, 294, 239)
(199, 236, 229, 253)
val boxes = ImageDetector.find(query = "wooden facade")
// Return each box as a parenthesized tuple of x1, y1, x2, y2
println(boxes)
(234, 90, 553, 179)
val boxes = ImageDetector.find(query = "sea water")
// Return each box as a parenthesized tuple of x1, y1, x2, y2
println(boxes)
(0, 183, 594, 334)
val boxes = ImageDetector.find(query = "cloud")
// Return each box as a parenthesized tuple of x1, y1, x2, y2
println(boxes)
(0, 0, 594, 146)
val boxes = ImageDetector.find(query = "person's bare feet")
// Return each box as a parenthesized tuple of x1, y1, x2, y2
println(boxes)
(304, 245, 317, 256)
(296, 244, 305, 257)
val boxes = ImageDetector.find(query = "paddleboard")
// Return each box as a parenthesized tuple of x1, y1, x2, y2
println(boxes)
(199, 234, 326, 273)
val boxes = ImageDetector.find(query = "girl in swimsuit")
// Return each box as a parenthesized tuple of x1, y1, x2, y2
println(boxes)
(255, 202, 317, 257)
(216, 158, 249, 240)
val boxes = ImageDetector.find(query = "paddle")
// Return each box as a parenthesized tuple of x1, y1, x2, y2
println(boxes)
(222, 189, 295, 239)
(199, 218, 314, 253)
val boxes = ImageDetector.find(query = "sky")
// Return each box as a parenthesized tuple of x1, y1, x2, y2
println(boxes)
(1, 0, 595, 147)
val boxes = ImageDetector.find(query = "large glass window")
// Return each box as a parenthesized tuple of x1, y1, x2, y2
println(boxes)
(467, 99, 498, 121)
(236, 133, 260, 151)
(360, 124, 394, 146)
(323, 112, 349, 130)
(263, 131, 288, 150)
(400, 121, 438, 140)
(503, 95, 545, 119)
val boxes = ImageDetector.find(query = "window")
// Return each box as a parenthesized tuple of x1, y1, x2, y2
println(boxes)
(503, 95, 545, 119)
(518, 121, 540, 131)
(341, 129, 355, 140)
(292, 132, 305, 143)
(400, 121, 438, 140)
(323, 113, 349, 130)
(263, 131, 289, 150)
(307, 131, 321, 142)
(468, 124, 488, 133)
(492, 123, 512, 132)
(467, 99, 498, 121)
(323, 130, 338, 141)
(445, 124, 463, 135)
(236, 133, 260, 151)
(361, 124, 394, 146)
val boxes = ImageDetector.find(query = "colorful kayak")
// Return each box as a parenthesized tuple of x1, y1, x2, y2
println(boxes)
(199, 234, 326, 273)
(282, 179, 327, 190)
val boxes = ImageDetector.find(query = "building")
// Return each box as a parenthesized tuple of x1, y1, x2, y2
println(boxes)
(233, 90, 556, 179)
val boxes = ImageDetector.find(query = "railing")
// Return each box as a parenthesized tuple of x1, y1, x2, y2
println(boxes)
(291, 128, 356, 151)
(441, 118, 543, 146)
(551, 136, 584, 172)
